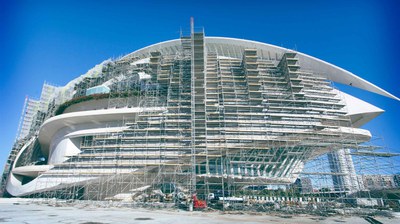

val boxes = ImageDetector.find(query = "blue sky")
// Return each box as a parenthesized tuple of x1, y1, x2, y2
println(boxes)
(0, 0, 399, 171)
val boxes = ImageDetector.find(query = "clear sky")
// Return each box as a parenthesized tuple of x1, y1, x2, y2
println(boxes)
(1, 0, 399, 171)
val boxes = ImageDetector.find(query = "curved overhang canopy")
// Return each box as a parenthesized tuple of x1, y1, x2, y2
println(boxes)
(121, 37, 399, 101)
(38, 107, 166, 154)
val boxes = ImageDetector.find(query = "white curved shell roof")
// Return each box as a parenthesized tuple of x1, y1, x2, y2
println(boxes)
(121, 37, 399, 101)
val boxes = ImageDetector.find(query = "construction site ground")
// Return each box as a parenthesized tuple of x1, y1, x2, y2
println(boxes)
(0, 198, 398, 224)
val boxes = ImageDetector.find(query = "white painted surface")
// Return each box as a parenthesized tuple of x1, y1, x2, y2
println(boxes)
(12, 165, 53, 178)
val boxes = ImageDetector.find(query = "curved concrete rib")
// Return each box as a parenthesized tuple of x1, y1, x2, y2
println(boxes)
(12, 165, 53, 178)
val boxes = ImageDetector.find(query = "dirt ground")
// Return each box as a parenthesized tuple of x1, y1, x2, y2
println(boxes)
(0, 198, 398, 224)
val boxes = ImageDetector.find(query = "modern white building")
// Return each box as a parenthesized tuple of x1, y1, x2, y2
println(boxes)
(1, 24, 398, 200)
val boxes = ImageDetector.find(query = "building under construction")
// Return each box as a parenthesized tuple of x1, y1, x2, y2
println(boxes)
(1, 21, 399, 211)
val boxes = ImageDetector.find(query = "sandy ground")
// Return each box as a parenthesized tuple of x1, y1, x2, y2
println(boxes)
(0, 198, 398, 224)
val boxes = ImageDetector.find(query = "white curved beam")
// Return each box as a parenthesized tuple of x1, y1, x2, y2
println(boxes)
(12, 165, 53, 178)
